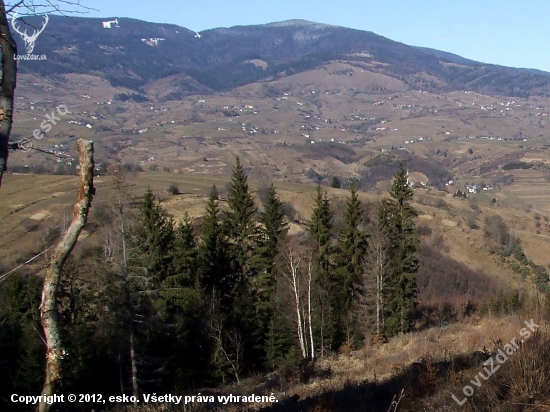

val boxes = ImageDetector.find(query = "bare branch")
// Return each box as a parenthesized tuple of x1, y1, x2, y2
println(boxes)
(6, 0, 97, 16)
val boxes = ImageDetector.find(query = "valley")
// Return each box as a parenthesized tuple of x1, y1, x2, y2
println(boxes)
(3, 14, 550, 412)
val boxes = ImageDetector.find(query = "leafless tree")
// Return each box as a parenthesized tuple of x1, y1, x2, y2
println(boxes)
(280, 248, 317, 360)
(99, 168, 143, 404)
(281, 249, 307, 359)
(39, 139, 94, 412)
(207, 294, 244, 384)
(358, 207, 390, 343)
(306, 256, 315, 359)
(0, 1, 93, 187)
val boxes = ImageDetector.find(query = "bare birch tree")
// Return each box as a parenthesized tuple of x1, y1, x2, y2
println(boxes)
(281, 249, 307, 359)
(306, 255, 315, 360)
(39, 139, 94, 412)
(359, 207, 390, 343)
(282, 248, 316, 360)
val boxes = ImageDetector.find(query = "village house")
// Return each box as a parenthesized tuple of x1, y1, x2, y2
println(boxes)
(406, 171, 429, 188)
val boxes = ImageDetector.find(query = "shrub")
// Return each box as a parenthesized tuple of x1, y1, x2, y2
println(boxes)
(465, 211, 479, 229)
(502, 161, 533, 170)
(429, 230, 443, 249)
(417, 225, 432, 237)
(483, 215, 510, 246)
(167, 184, 180, 195)
(305, 168, 323, 183)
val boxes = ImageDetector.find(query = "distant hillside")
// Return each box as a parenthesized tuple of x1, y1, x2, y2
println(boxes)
(413, 46, 481, 66)
(12, 16, 550, 97)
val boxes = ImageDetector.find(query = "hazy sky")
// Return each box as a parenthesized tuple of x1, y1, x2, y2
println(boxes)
(61, 0, 548, 71)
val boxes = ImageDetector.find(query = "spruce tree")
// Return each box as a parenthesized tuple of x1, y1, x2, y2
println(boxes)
(382, 163, 420, 335)
(307, 185, 333, 272)
(170, 214, 198, 287)
(158, 214, 209, 389)
(224, 157, 266, 369)
(336, 182, 367, 306)
(0, 274, 44, 399)
(333, 183, 368, 344)
(127, 189, 176, 395)
(199, 185, 231, 300)
(258, 184, 289, 365)
(129, 188, 175, 287)
(159, 213, 199, 314)
(224, 156, 262, 286)
(259, 183, 288, 296)
(307, 185, 336, 353)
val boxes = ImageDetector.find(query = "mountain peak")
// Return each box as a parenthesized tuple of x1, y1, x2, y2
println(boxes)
(264, 19, 334, 29)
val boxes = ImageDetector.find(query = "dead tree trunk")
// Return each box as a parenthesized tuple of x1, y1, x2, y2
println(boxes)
(39, 139, 94, 412)
(0, 0, 18, 187)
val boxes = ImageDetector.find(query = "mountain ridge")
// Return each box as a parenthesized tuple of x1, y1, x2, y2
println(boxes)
(11, 15, 550, 98)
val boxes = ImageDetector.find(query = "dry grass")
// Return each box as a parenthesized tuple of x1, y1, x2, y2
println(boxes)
(284, 315, 530, 396)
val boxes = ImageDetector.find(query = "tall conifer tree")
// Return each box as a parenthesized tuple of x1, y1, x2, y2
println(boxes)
(259, 183, 288, 296)
(259, 184, 289, 364)
(129, 188, 174, 287)
(382, 163, 420, 335)
(334, 183, 368, 344)
(199, 185, 231, 301)
(307, 185, 336, 353)
(224, 157, 265, 368)
(224, 157, 262, 290)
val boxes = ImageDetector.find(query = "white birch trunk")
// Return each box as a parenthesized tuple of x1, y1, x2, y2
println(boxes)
(283, 250, 307, 359)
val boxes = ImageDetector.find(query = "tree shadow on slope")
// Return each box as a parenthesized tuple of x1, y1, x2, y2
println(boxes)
(262, 330, 550, 412)
(259, 354, 474, 412)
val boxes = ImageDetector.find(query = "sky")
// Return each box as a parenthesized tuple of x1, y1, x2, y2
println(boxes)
(52, 0, 550, 71)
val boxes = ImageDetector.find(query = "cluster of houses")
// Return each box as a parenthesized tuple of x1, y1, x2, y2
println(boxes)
(404, 174, 496, 194)
(465, 183, 493, 193)
(141, 38, 165, 46)
(220, 104, 259, 115)
(309, 138, 348, 145)
(404, 137, 429, 144)
(468, 135, 504, 140)
(45, 143, 70, 163)
(139, 156, 155, 165)
(406, 171, 429, 188)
